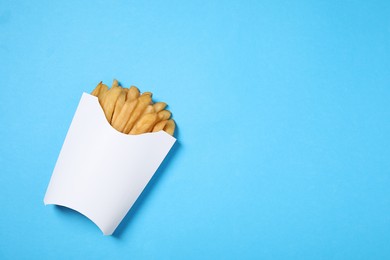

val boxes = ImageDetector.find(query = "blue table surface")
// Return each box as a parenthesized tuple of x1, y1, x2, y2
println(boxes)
(1, 0, 389, 259)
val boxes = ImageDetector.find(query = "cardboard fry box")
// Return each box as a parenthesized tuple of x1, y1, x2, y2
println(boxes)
(44, 93, 176, 235)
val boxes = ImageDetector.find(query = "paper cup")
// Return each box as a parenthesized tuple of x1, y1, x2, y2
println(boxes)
(44, 93, 176, 235)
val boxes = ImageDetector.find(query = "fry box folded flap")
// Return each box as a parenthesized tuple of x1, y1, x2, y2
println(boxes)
(44, 93, 176, 235)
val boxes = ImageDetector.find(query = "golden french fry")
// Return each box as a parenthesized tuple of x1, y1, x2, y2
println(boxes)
(127, 86, 140, 101)
(100, 85, 122, 123)
(111, 90, 126, 123)
(157, 110, 171, 121)
(164, 119, 175, 136)
(91, 81, 103, 96)
(140, 92, 152, 98)
(130, 113, 158, 135)
(152, 120, 168, 132)
(123, 94, 152, 134)
(143, 91, 152, 97)
(112, 79, 119, 88)
(98, 84, 109, 101)
(153, 102, 167, 113)
(111, 99, 138, 132)
(142, 105, 155, 115)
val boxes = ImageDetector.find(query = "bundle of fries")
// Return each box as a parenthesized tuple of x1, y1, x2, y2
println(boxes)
(91, 80, 175, 136)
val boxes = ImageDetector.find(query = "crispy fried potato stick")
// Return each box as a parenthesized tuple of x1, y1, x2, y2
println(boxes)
(100, 85, 122, 123)
(91, 81, 103, 96)
(130, 113, 157, 135)
(142, 105, 155, 115)
(127, 86, 140, 101)
(143, 91, 152, 97)
(150, 110, 171, 132)
(152, 120, 168, 132)
(98, 84, 109, 101)
(112, 99, 138, 132)
(112, 79, 119, 88)
(153, 102, 167, 113)
(164, 119, 175, 136)
(157, 110, 171, 122)
(111, 90, 126, 123)
(123, 94, 152, 134)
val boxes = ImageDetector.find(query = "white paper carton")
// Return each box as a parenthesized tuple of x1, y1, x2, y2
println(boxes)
(44, 93, 176, 235)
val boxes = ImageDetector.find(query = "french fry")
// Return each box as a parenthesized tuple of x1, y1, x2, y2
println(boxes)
(164, 119, 175, 136)
(111, 90, 126, 123)
(127, 86, 140, 101)
(112, 79, 119, 88)
(98, 84, 109, 101)
(139, 92, 153, 99)
(143, 91, 152, 97)
(91, 81, 103, 96)
(100, 85, 122, 123)
(123, 94, 152, 134)
(157, 110, 171, 122)
(130, 113, 157, 135)
(152, 120, 168, 132)
(153, 102, 167, 113)
(142, 105, 155, 115)
(111, 99, 138, 132)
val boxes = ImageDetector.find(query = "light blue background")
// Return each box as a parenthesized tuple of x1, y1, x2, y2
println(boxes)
(1, 0, 389, 259)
